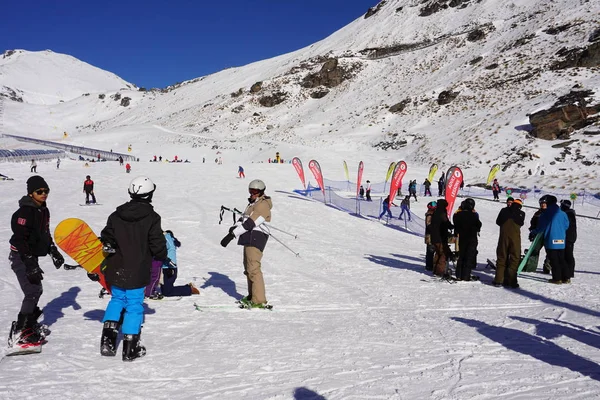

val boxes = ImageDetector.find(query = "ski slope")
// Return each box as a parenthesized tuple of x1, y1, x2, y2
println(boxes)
(1, 132, 600, 399)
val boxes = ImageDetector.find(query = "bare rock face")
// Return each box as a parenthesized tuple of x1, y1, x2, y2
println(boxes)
(437, 90, 460, 105)
(529, 105, 599, 140)
(419, 0, 481, 17)
(552, 41, 600, 69)
(259, 91, 287, 107)
(364, 1, 386, 19)
(310, 89, 329, 99)
(301, 58, 355, 89)
(250, 82, 262, 93)
(389, 99, 410, 113)
(120, 97, 131, 107)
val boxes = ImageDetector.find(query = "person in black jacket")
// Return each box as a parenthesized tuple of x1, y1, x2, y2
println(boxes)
(560, 199, 577, 279)
(493, 199, 525, 288)
(453, 198, 482, 281)
(430, 199, 453, 276)
(8, 175, 64, 352)
(99, 176, 167, 361)
(83, 175, 97, 204)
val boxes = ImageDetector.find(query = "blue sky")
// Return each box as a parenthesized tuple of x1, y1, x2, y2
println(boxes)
(2, 0, 378, 88)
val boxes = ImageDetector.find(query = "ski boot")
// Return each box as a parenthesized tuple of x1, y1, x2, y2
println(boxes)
(100, 321, 119, 356)
(122, 334, 146, 362)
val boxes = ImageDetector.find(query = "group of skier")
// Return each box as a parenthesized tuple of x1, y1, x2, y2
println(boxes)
(7, 173, 274, 362)
(423, 193, 577, 287)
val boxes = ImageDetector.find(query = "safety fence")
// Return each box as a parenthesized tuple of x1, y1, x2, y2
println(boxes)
(1, 134, 137, 162)
(0, 148, 65, 163)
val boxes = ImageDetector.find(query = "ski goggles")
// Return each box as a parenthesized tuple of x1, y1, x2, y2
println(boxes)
(249, 189, 262, 195)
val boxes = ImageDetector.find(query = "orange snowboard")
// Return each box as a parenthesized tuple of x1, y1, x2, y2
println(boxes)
(54, 218, 109, 291)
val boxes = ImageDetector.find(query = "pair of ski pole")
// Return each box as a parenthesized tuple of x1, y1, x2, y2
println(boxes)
(219, 205, 300, 257)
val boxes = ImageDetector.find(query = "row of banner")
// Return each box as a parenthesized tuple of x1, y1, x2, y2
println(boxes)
(292, 157, 481, 218)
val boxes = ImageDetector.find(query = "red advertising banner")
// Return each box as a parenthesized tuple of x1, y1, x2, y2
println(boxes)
(292, 157, 306, 189)
(356, 161, 364, 198)
(445, 166, 463, 217)
(388, 161, 407, 207)
(308, 160, 325, 199)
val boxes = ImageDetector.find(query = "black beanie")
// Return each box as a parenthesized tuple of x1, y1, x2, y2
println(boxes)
(27, 175, 49, 194)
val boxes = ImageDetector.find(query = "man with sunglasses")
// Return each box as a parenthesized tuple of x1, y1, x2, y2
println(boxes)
(221, 179, 273, 309)
(8, 175, 64, 354)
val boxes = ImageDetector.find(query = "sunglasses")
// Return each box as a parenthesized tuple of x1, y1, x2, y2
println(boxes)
(34, 189, 50, 195)
(249, 189, 261, 195)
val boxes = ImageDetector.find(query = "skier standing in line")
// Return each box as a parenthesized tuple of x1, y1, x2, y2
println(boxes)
(560, 199, 577, 280)
(99, 176, 167, 361)
(423, 178, 432, 197)
(492, 198, 525, 288)
(492, 179, 501, 201)
(437, 174, 445, 196)
(220, 179, 273, 309)
(365, 180, 372, 201)
(531, 195, 570, 284)
(424, 201, 437, 271)
(452, 198, 482, 281)
(430, 199, 453, 277)
(7, 175, 65, 353)
(83, 175, 97, 204)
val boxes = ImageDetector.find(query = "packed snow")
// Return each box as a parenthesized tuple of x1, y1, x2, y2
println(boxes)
(1, 130, 600, 399)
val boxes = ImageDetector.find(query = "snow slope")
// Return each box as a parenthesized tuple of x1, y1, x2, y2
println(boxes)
(2, 1, 600, 190)
(0, 49, 133, 105)
(0, 135, 600, 399)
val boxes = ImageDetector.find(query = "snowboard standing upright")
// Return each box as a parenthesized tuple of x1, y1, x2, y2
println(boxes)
(54, 218, 109, 292)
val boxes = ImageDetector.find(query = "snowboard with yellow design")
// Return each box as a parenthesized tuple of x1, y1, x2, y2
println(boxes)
(54, 218, 109, 291)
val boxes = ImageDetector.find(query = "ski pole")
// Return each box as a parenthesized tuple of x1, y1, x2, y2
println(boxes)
(265, 224, 298, 239)
(266, 231, 300, 257)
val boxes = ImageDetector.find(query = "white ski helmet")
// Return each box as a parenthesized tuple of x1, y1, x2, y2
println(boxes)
(248, 179, 266, 191)
(128, 176, 156, 199)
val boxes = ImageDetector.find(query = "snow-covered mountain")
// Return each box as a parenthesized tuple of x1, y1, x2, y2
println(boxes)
(1, 0, 600, 189)
(0, 49, 134, 104)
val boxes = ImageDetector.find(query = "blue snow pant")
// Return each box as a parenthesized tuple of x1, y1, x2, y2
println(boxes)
(379, 205, 392, 219)
(103, 286, 144, 334)
(398, 206, 411, 221)
(161, 269, 192, 297)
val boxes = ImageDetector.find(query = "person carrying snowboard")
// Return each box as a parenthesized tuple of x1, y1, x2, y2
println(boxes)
(7, 175, 65, 354)
(452, 198, 482, 281)
(83, 175, 97, 204)
(99, 176, 167, 361)
(220, 179, 272, 309)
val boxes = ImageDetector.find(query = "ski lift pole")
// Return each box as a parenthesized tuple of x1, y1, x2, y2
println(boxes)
(268, 231, 300, 257)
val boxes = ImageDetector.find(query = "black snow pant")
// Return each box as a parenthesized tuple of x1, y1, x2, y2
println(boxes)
(425, 244, 434, 271)
(564, 241, 575, 279)
(456, 239, 478, 280)
(493, 190, 500, 200)
(85, 191, 97, 204)
(547, 248, 568, 282)
(9, 251, 43, 315)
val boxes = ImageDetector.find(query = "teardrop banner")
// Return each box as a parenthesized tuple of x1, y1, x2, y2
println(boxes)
(445, 166, 464, 217)
(356, 161, 364, 198)
(427, 163, 438, 183)
(388, 161, 407, 207)
(292, 157, 306, 189)
(486, 164, 501, 185)
(308, 160, 325, 199)
(343, 160, 350, 181)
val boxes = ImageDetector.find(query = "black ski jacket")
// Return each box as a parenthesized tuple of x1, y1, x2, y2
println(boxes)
(430, 201, 453, 244)
(453, 209, 482, 243)
(10, 196, 53, 257)
(564, 208, 577, 243)
(101, 199, 167, 289)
